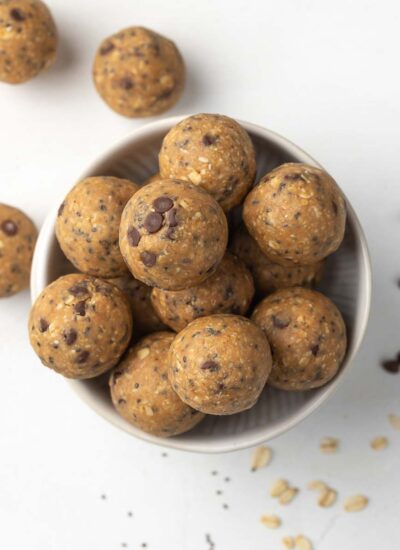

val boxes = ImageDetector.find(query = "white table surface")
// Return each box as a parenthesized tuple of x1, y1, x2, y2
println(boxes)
(1, 1, 400, 548)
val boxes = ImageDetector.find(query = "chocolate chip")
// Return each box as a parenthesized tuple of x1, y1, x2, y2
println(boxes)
(1, 219, 18, 236)
(311, 344, 319, 356)
(272, 315, 290, 329)
(100, 42, 115, 55)
(332, 201, 338, 215)
(63, 328, 77, 346)
(201, 360, 220, 372)
(118, 398, 126, 405)
(76, 350, 90, 364)
(381, 359, 399, 374)
(165, 208, 178, 227)
(57, 201, 65, 217)
(38, 318, 49, 333)
(140, 251, 157, 267)
(153, 196, 173, 213)
(74, 301, 87, 316)
(68, 284, 88, 296)
(127, 226, 141, 247)
(144, 212, 163, 233)
(165, 227, 175, 240)
(10, 8, 25, 21)
(120, 76, 134, 90)
(157, 89, 173, 100)
(202, 134, 216, 146)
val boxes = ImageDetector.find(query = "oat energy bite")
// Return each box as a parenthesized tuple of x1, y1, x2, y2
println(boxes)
(56, 176, 139, 278)
(243, 163, 346, 265)
(159, 114, 257, 211)
(0, 203, 37, 297)
(168, 314, 272, 415)
(29, 274, 133, 379)
(231, 225, 324, 295)
(151, 253, 254, 331)
(93, 26, 185, 117)
(119, 179, 228, 290)
(110, 332, 205, 436)
(0, 0, 57, 84)
(252, 287, 347, 391)
(109, 273, 166, 336)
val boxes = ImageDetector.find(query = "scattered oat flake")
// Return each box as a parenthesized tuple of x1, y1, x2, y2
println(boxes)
(137, 347, 150, 359)
(307, 480, 328, 492)
(279, 487, 299, 505)
(270, 478, 289, 497)
(370, 436, 389, 450)
(320, 437, 339, 453)
(318, 487, 337, 508)
(260, 514, 281, 529)
(281, 536, 295, 549)
(344, 494, 369, 512)
(295, 534, 313, 550)
(251, 446, 272, 471)
(389, 414, 400, 430)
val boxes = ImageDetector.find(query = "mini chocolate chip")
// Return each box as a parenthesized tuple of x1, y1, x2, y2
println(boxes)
(1, 219, 18, 236)
(381, 359, 399, 374)
(57, 201, 65, 216)
(144, 212, 163, 233)
(311, 344, 319, 356)
(63, 328, 77, 346)
(76, 350, 90, 364)
(127, 226, 141, 247)
(140, 251, 157, 267)
(74, 301, 87, 316)
(272, 315, 290, 329)
(68, 284, 87, 296)
(118, 398, 126, 405)
(165, 227, 175, 240)
(153, 196, 173, 213)
(120, 76, 134, 90)
(201, 360, 220, 372)
(10, 8, 25, 21)
(100, 42, 115, 55)
(38, 318, 49, 333)
(202, 134, 216, 146)
(332, 201, 338, 215)
(165, 208, 178, 227)
(157, 89, 173, 100)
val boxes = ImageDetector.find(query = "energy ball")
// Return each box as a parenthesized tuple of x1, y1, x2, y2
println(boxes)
(93, 26, 185, 117)
(159, 114, 257, 211)
(243, 163, 346, 266)
(0, 0, 57, 84)
(109, 332, 205, 437)
(231, 224, 324, 295)
(29, 273, 133, 379)
(0, 203, 37, 297)
(109, 273, 166, 336)
(119, 179, 228, 290)
(168, 314, 272, 415)
(251, 287, 347, 391)
(151, 253, 254, 331)
(56, 176, 139, 278)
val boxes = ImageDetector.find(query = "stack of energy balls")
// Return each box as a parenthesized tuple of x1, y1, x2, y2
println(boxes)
(29, 113, 348, 438)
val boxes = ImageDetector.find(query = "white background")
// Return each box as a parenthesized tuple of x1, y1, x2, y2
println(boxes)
(1, 1, 400, 548)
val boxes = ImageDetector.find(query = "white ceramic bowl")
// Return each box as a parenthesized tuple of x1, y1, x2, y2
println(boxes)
(31, 116, 372, 453)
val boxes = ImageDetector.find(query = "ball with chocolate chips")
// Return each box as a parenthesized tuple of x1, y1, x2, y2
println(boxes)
(251, 287, 347, 391)
(0, 0, 57, 84)
(110, 332, 205, 436)
(109, 273, 166, 336)
(119, 179, 228, 290)
(151, 253, 254, 332)
(29, 273, 133, 379)
(231, 224, 324, 295)
(243, 163, 346, 266)
(93, 26, 185, 117)
(159, 114, 257, 211)
(56, 176, 139, 278)
(168, 314, 272, 415)
(0, 203, 37, 297)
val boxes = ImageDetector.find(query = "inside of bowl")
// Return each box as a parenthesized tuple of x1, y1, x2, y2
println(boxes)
(43, 122, 369, 452)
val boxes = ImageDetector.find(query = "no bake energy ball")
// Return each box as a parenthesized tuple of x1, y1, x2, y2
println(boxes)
(168, 314, 272, 415)
(0, 203, 37, 297)
(231, 224, 324, 295)
(159, 114, 257, 211)
(29, 274, 133, 379)
(56, 176, 139, 278)
(119, 179, 228, 290)
(0, 0, 57, 84)
(243, 163, 346, 266)
(252, 287, 347, 391)
(151, 253, 254, 331)
(110, 332, 205, 436)
(93, 26, 185, 117)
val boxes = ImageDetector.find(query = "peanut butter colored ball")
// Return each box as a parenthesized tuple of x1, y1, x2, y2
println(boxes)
(0, 0, 57, 84)
(109, 332, 205, 437)
(93, 26, 185, 117)
(252, 287, 347, 391)
(243, 163, 346, 266)
(0, 203, 37, 297)
(159, 114, 257, 211)
(119, 179, 228, 290)
(168, 314, 272, 415)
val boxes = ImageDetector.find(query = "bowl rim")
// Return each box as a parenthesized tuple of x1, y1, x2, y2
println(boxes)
(30, 115, 372, 453)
